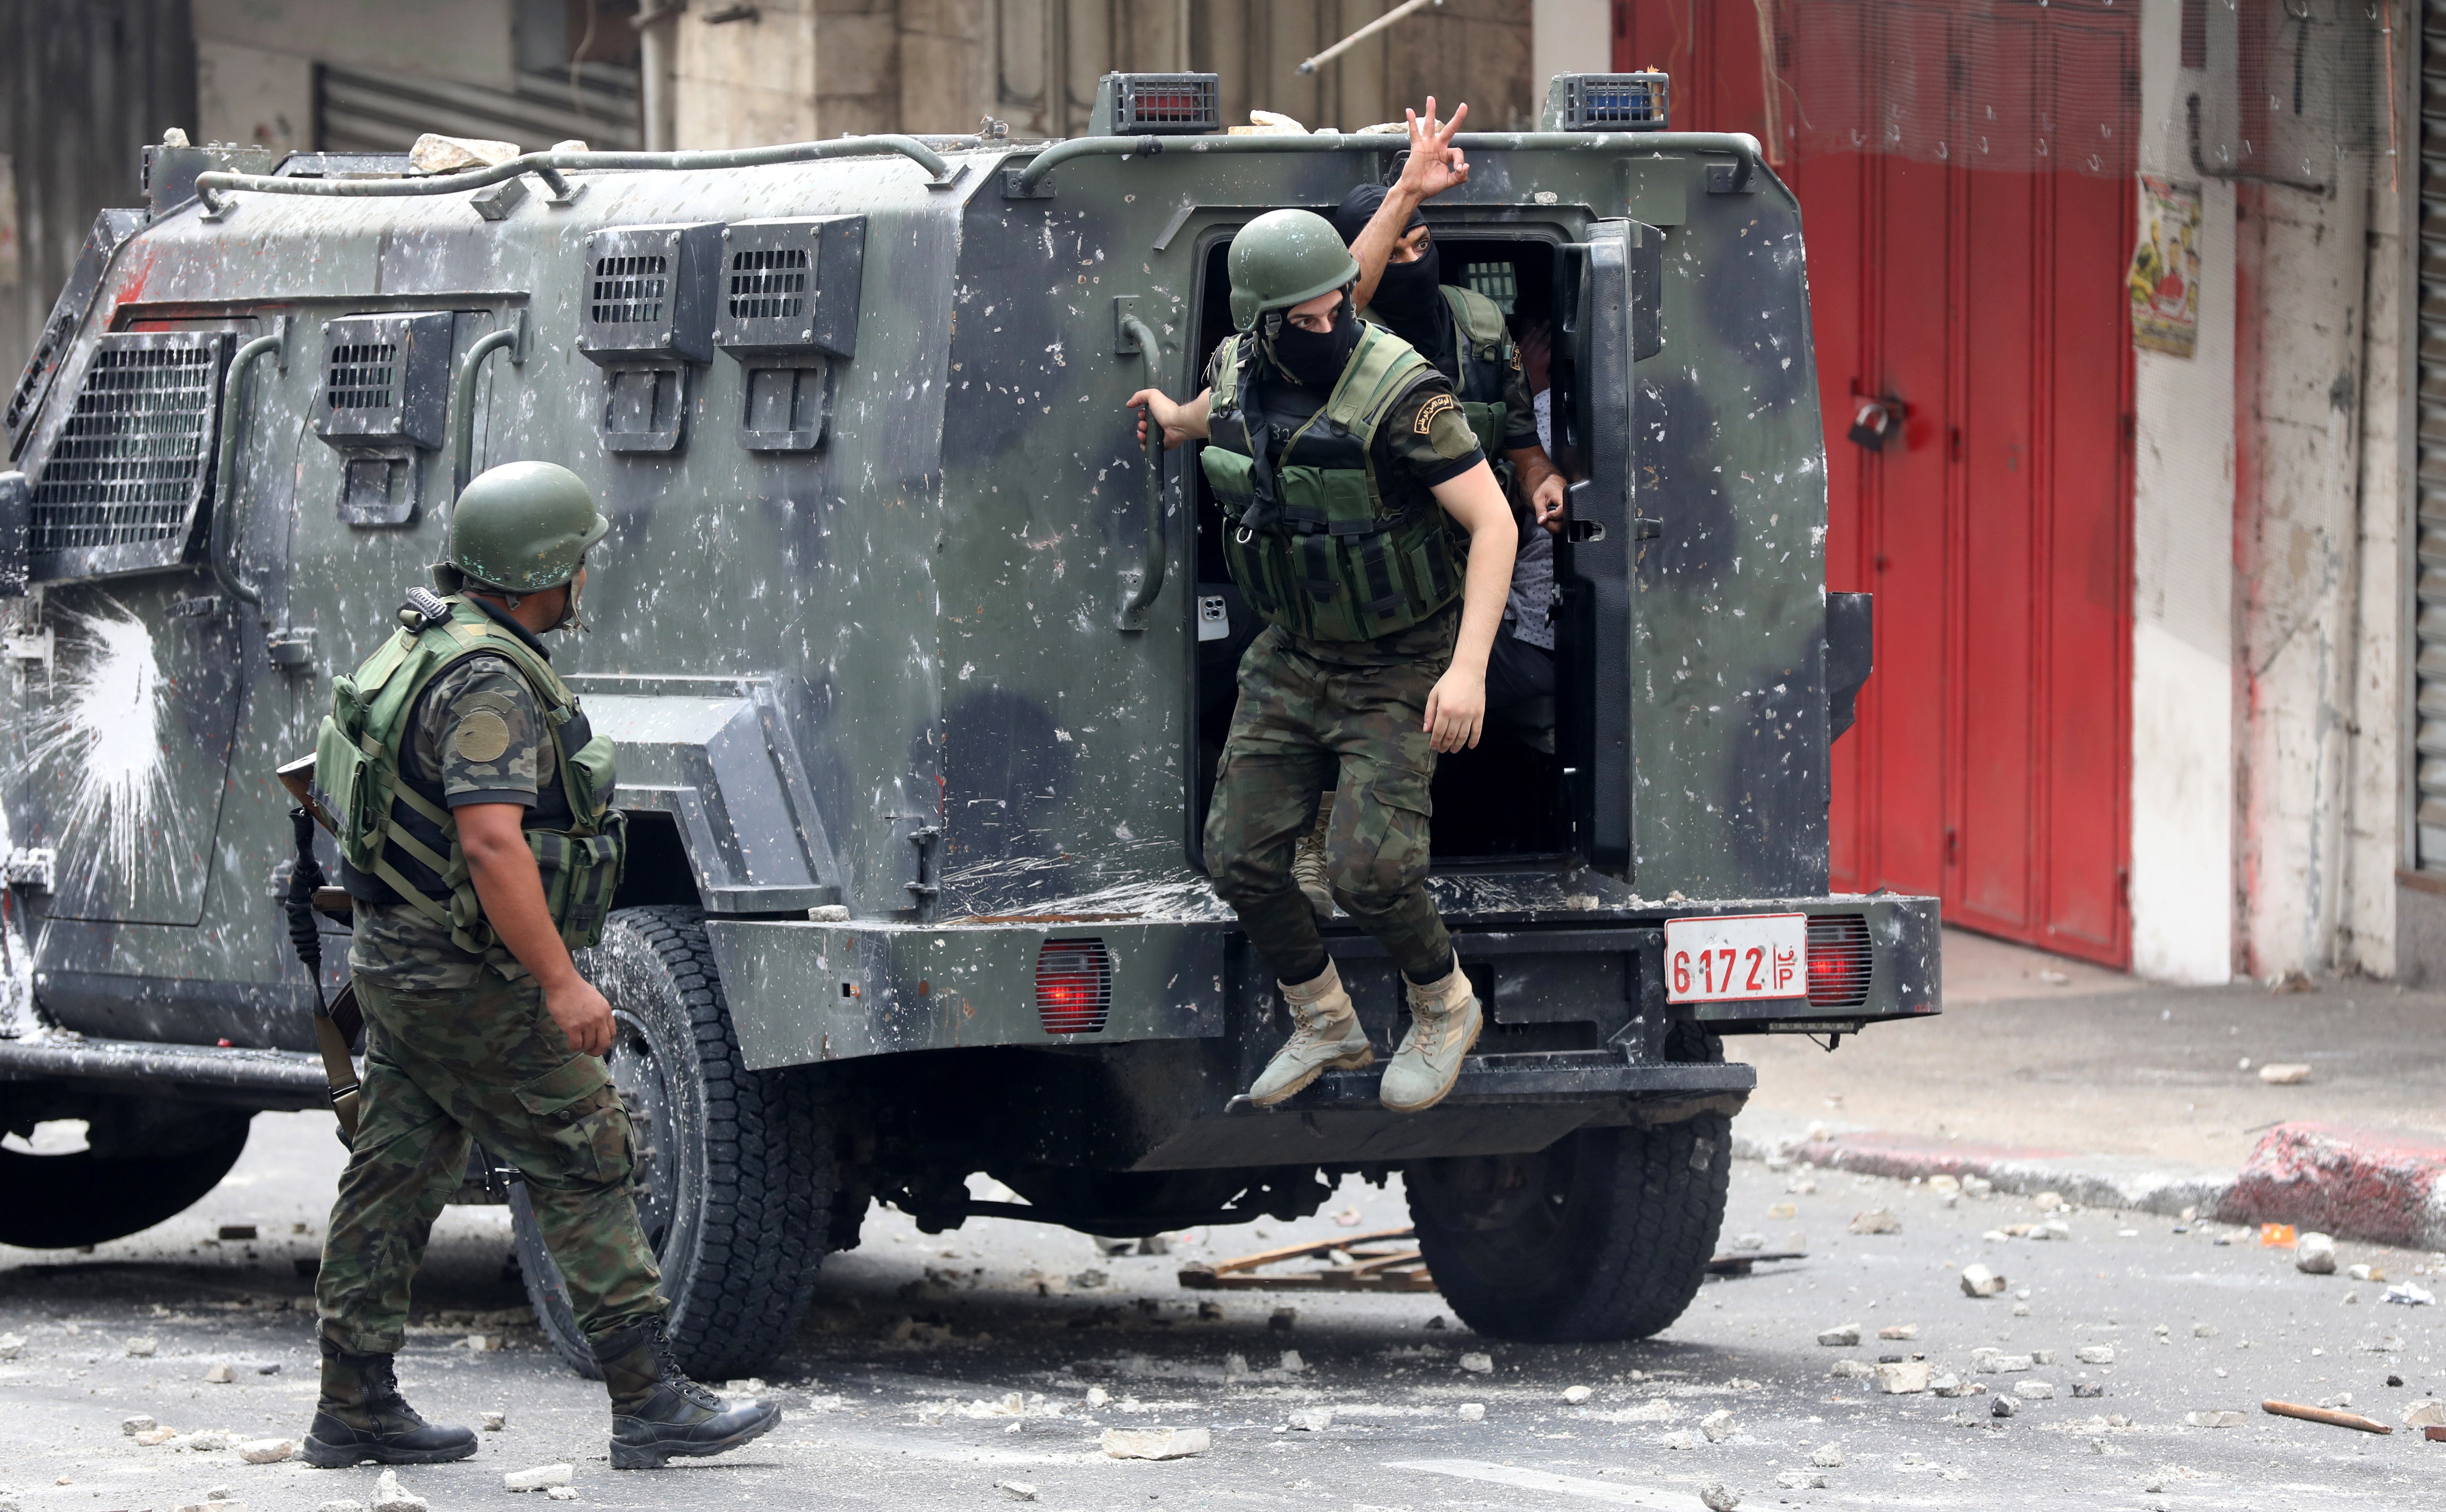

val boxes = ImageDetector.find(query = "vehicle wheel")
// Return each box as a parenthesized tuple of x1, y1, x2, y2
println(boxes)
(0, 1109, 252, 1250)
(512, 906, 831, 1380)
(1406, 1028, 1730, 1342)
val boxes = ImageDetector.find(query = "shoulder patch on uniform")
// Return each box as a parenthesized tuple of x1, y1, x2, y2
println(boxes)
(1413, 392, 1458, 435)
(1427, 403, 1480, 460)
(453, 711, 513, 764)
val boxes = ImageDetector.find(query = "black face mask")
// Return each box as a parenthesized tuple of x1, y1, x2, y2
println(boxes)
(1370, 241, 1446, 349)
(1264, 294, 1361, 389)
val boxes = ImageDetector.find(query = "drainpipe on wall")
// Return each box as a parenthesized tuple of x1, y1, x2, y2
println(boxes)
(635, 2, 684, 152)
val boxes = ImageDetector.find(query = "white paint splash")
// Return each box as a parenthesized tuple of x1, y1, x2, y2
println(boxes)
(21, 599, 178, 894)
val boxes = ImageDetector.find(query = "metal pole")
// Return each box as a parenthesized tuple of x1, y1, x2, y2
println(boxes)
(1297, 0, 1441, 75)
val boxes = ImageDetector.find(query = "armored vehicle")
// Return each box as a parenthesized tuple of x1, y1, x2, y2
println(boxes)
(0, 73, 1933, 1374)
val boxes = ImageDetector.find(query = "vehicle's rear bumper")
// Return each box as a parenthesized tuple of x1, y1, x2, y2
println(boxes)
(0, 1032, 330, 1109)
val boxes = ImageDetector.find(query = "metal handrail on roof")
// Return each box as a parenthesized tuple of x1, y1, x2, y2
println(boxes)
(1006, 129, 1769, 196)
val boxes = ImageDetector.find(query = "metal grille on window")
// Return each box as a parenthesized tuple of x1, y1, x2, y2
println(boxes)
(591, 256, 668, 324)
(728, 248, 809, 321)
(28, 333, 230, 572)
(2419, 3, 2446, 870)
(326, 343, 398, 411)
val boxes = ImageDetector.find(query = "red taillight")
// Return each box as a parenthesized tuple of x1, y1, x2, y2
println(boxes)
(1036, 939, 1112, 1033)
(1806, 915, 1872, 1008)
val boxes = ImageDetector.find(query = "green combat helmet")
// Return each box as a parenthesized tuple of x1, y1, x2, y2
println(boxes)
(1227, 208, 1360, 331)
(440, 461, 610, 595)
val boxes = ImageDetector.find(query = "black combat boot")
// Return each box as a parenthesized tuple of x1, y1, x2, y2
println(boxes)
(595, 1317, 780, 1469)
(300, 1344, 479, 1468)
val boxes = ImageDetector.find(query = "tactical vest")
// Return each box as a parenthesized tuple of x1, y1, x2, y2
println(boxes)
(1199, 323, 1463, 642)
(1360, 284, 1516, 457)
(313, 595, 626, 957)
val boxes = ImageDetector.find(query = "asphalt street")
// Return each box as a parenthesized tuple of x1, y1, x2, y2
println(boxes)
(2, 1109, 2442, 1512)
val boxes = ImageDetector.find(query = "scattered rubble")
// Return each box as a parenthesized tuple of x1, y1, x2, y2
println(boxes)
(1697, 1479, 1741, 1511)
(1563, 1386, 1593, 1404)
(203, 1363, 235, 1384)
(133, 1429, 179, 1446)
(2384, 1282, 2436, 1306)
(122, 1416, 157, 1435)
(1817, 1324, 1862, 1346)
(1848, 1209, 1900, 1235)
(1929, 1372, 1971, 1397)
(316, 1502, 367, 1512)
(1990, 1397, 2016, 1419)
(0, 1334, 21, 1359)
(372, 1470, 428, 1512)
(1828, 1360, 1876, 1379)
(1457, 1403, 1486, 1422)
(1962, 1176, 1994, 1198)
(1877, 1362, 1932, 1395)
(2257, 1063, 2311, 1085)
(995, 1483, 1038, 1502)
(2075, 1345, 2116, 1365)
(1976, 1353, 2033, 1374)
(545, 1491, 577, 1503)
(1100, 1427, 1208, 1460)
(1811, 1443, 1845, 1468)
(126, 1336, 158, 1357)
(504, 1464, 573, 1492)
(2295, 1233, 2338, 1274)
(2192, 1323, 2219, 1338)
(481, 1412, 507, 1432)
(2183, 1410, 2247, 1428)
(237, 1439, 294, 1464)
(1960, 1264, 2007, 1297)
(1877, 1324, 1918, 1341)
(1459, 1352, 1494, 1374)
(2015, 1382, 2056, 1401)
(2401, 1400, 2446, 1428)
(1774, 1471, 1826, 1490)
(1700, 1409, 1737, 1442)
(1661, 1430, 1697, 1450)
(1284, 1407, 1333, 1431)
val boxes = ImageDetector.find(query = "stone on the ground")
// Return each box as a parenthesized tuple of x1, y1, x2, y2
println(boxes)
(1459, 1352, 1494, 1374)
(1929, 1175, 1961, 1195)
(1457, 1402, 1486, 1422)
(1877, 1323, 1918, 1340)
(2072, 1382, 2105, 1398)
(1729, 1233, 1765, 1252)
(2258, 1063, 2311, 1085)
(1876, 1361, 1932, 1394)
(1929, 1372, 1969, 1397)
(2296, 1232, 2338, 1274)
(2384, 1282, 2437, 1306)
(504, 1465, 573, 1493)
(1775, 1470, 1825, 1491)
(1277, 1350, 1305, 1373)
(184, 1432, 234, 1451)
(997, 1483, 1039, 1502)
(2075, 1345, 2116, 1365)
(1817, 1323, 1861, 1346)
(1828, 1360, 1876, 1379)
(1991, 1397, 2017, 1418)
(2183, 1409, 2246, 1428)
(2192, 1322, 2219, 1337)
(317, 1502, 367, 1512)
(1960, 1264, 2007, 1297)
(481, 1411, 506, 1432)
(135, 1429, 179, 1446)
(1562, 1385, 1593, 1404)
(1100, 1427, 1208, 1460)
(1700, 1408, 1736, 1442)
(2031, 1350, 2058, 1365)
(237, 1439, 294, 1464)
(2402, 1399, 2446, 1427)
(1661, 1430, 1697, 1450)
(1284, 1407, 1333, 1432)
(1698, 1479, 1740, 1511)
(373, 1470, 428, 1512)
(2015, 1381, 2056, 1401)
(1962, 1175, 1994, 1198)
(1811, 1443, 1845, 1468)
(122, 1416, 158, 1435)
(1267, 1307, 1296, 1331)
(1977, 1354, 2033, 1373)
(126, 1337, 158, 1357)
(203, 1362, 235, 1384)
(0, 1333, 21, 1359)
(544, 1491, 577, 1504)
(2348, 1263, 2382, 1282)
(1084, 1386, 1110, 1407)
(2035, 1192, 2064, 1211)
(1848, 1209, 1899, 1235)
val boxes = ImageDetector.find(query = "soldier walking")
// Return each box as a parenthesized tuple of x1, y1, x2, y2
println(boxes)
(303, 462, 777, 1470)
(1127, 210, 1517, 1114)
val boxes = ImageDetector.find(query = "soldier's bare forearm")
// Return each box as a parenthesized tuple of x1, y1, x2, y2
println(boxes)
(1351, 184, 1424, 312)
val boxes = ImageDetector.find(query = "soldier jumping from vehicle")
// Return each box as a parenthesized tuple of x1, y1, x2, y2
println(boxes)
(303, 462, 779, 1471)
(1127, 209, 1517, 1115)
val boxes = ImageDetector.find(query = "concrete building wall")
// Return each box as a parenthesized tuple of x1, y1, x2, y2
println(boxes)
(194, 0, 518, 155)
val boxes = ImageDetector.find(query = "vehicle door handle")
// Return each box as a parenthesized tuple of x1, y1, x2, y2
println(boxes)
(1116, 311, 1167, 632)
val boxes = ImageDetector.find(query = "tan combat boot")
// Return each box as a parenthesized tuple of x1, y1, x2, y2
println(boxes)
(1380, 952, 1483, 1113)
(1290, 792, 1336, 923)
(1249, 959, 1373, 1105)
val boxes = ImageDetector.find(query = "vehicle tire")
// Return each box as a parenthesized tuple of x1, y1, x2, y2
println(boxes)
(512, 906, 831, 1381)
(1405, 1028, 1731, 1342)
(0, 1111, 252, 1250)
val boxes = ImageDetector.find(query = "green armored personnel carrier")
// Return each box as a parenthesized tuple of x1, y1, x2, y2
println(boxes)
(0, 72, 1933, 1373)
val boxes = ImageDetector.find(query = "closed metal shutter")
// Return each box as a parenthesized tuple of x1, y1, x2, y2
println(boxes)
(2420, 1, 2446, 866)
(313, 63, 640, 155)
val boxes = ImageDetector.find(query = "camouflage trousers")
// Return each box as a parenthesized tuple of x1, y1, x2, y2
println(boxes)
(1204, 617, 1456, 985)
(316, 942, 665, 1356)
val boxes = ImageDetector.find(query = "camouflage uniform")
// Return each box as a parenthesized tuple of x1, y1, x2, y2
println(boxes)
(316, 636, 664, 1356)
(1203, 338, 1483, 986)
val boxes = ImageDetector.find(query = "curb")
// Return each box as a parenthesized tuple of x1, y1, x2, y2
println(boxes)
(1735, 1113, 2446, 1253)
(2217, 1122, 2446, 1252)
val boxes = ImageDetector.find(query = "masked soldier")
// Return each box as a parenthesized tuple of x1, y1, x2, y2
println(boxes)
(1126, 210, 1517, 1114)
(304, 462, 777, 1471)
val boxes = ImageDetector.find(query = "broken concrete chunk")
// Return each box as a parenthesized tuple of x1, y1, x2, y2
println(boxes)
(134, 1428, 179, 1446)
(409, 133, 522, 173)
(1457, 1402, 1486, 1422)
(1811, 1442, 1845, 1468)
(504, 1464, 573, 1493)
(2075, 1345, 2116, 1365)
(2035, 1192, 2064, 1212)
(1775, 1471, 1827, 1491)
(2296, 1232, 2338, 1274)
(2258, 1063, 2311, 1085)
(1977, 1354, 2034, 1374)
(1991, 1396, 2017, 1419)
(0, 1333, 21, 1359)
(1828, 1360, 1876, 1379)
(122, 1416, 158, 1435)
(1284, 1407, 1333, 1432)
(1100, 1427, 1208, 1460)
(481, 1411, 506, 1432)
(2384, 1282, 2437, 1306)
(1698, 1480, 1740, 1512)
(1729, 1233, 1766, 1253)
(2183, 1409, 2247, 1428)
(2031, 1349, 2058, 1366)
(203, 1362, 235, 1384)
(544, 1492, 577, 1504)
(1277, 1349, 1305, 1373)
(2015, 1381, 2056, 1401)
(1661, 1430, 1697, 1450)
(2402, 1399, 2446, 1428)
(2193, 1322, 2220, 1337)
(1929, 1372, 1968, 1397)
(1768, 1203, 1798, 1220)
(1961, 1175, 1994, 1198)
(996, 1483, 1039, 1503)
(372, 1470, 428, 1512)
(1848, 1209, 1900, 1235)
(1929, 1175, 1962, 1195)
(1459, 1352, 1494, 1374)
(1877, 1323, 1919, 1341)
(2348, 1263, 2384, 1283)
(1700, 1408, 1737, 1442)
(1084, 1386, 1110, 1407)
(1562, 1386, 1593, 1405)
(126, 1337, 158, 1357)
(2072, 1382, 2105, 1398)
(237, 1439, 294, 1464)
(1875, 1361, 1932, 1395)
(1817, 1324, 1862, 1347)
(184, 1432, 234, 1451)
(1960, 1264, 2007, 1297)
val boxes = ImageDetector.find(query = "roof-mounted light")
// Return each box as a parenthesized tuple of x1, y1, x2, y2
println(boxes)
(1542, 73, 1672, 133)
(1087, 73, 1222, 137)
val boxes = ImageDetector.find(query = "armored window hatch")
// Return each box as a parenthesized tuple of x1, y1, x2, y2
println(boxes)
(25, 331, 233, 581)
(581, 223, 720, 454)
(715, 217, 864, 453)
(314, 312, 451, 527)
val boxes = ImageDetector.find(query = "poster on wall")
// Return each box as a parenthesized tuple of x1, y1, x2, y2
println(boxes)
(2130, 175, 2201, 358)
